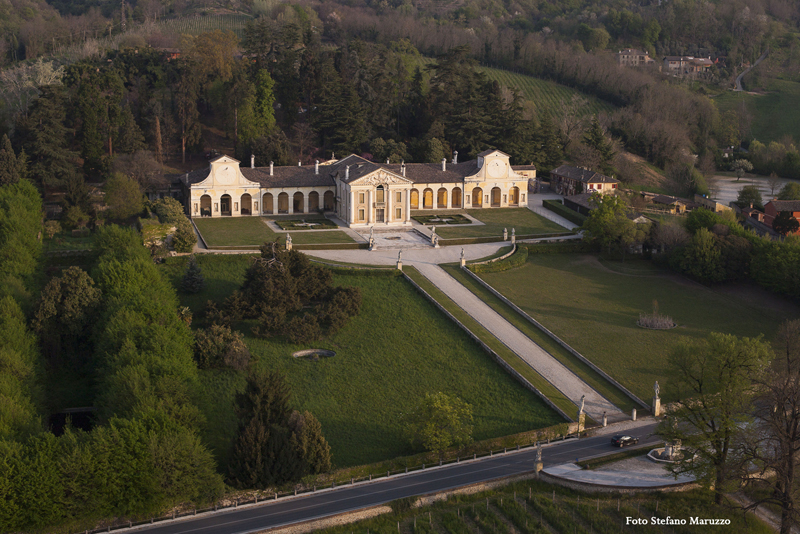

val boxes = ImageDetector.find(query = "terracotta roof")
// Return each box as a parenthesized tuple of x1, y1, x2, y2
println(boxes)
(652, 195, 681, 205)
(184, 168, 210, 185)
(511, 165, 537, 171)
(551, 165, 619, 184)
(477, 149, 510, 158)
(210, 154, 239, 163)
(768, 200, 800, 212)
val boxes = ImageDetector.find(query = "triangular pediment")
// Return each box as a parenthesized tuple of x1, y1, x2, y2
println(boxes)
(348, 169, 413, 186)
(195, 155, 261, 188)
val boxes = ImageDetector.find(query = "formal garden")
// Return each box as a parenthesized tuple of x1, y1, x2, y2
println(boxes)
(159, 254, 564, 468)
(411, 208, 567, 239)
(193, 216, 356, 247)
(472, 251, 800, 403)
(313, 478, 771, 534)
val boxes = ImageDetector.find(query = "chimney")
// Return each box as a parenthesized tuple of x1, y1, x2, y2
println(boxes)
(401, 161, 406, 177)
(298, 161, 301, 167)
(250, 154, 255, 168)
(346, 165, 350, 179)
(269, 161, 274, 176)
(452, 151, 458, 164)
(442, 158, 446, 171)
(386, 158, 390, 164)
(315, 160, 319, 174)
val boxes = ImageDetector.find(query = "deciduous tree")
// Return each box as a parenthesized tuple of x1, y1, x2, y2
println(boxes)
(405, 392, 473, 460)
(659, 332, 772, 504)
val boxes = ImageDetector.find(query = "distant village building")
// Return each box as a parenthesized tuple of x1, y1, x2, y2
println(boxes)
(615, 49, 655, 67)
(549, 165, 620, 196)
(765, 200, 800, 235)
(663, 56, 714, 76)
(181, 150, 533, 228)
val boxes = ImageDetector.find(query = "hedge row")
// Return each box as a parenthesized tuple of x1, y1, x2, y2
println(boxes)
(523, 241, 598, 254)
(468, 246, 529, 273)
(440, 232, 574, 247)
(542, 199, 587, 226)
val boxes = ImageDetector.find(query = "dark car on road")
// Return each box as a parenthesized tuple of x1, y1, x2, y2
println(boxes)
(611, 435, 639, 447)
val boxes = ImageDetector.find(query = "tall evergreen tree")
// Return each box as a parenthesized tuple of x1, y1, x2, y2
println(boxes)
(584, 115, 615, 174)
(14, 86, 78, 194)
(0, 135, 26, 186)
(181, 255, 205, 294)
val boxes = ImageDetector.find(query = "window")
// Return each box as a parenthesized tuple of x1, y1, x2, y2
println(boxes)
(521, 194, 525, 203)
(376, 186, 384, 203)
(503, 194, 507, 204)
(466, 195, 470, 204)
(396, 192, 402, 202)
(234, 202, 239, 211)
(359, 192, 365, 204)
(193, 203, 198, 213)
(214, 203, 219, 212)
(396, 208, 401, 219)
(358, 209, 365, 221)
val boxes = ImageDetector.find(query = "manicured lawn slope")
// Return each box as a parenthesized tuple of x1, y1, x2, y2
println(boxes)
(416, 208, 566, 239)
(161, 255, 562, 468)
(478, 254, 800, 403)
(193, 216, 354, 247)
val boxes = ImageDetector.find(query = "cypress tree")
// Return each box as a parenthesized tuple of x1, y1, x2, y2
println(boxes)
(0, 135, 25, 186)
(181, 255, 205, 293)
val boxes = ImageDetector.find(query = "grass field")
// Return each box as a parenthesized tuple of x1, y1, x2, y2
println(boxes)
(413, 209, 567, 239)
(160, 255, 562, 468)
(313, 478, 771, 534)
(714, 78, 800, 144)
(193, 217, 355, 247)
(406, 55, 615, 119)
(476, 253, 800, 403)
(441, 264, 639, 413)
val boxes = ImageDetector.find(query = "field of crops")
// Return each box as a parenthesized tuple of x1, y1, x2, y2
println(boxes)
(314, 479, 771, 534)
(157, 14, 253, 38)
(407, 55, 615, 118)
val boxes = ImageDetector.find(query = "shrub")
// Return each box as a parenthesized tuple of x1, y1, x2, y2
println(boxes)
(284, 314, 323, 344)
(63, 205, 90, 230)
(172, 219, 197, 253)
(194, 324, 251, 371)
(43, 221, 61, 239)
(152, 197, 186, 224)
(252, 306, 287, 337)
(105, 173, 144, 220)
(469, 246, 528, 273)
(542, 199, 587, 225)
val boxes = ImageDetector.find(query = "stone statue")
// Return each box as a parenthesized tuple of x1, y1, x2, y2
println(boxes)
(536, 441, 543, 462)
(503, 227, 508, 240)
(286, 233, 292, 245)
(512, 228, 516, 237)
(578, 395, 586, 416)
(370, 225, 374, 239)
(431, 225, 436, 235)
(398, 250, 402, 261)
(654, 381, 660, 399)
(461, 248, 465, 260)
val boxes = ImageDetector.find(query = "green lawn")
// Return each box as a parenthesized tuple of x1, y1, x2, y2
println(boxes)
(442, 264, 638, 414)
(314, 479, 772, 534)
(414, 208, 567, 239)
(160, 255, 562, 468)
(193, 217, 354, 247)
(476, 253, 800, 403)
(714, 78, 800, 144)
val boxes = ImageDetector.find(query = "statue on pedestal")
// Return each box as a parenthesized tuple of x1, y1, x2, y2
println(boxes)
(536, 441, 543, 462)
(654, 381, 660, 399)
(578, 395, 586, 416)
(398, 250, 402, 261)
(286, 233, 292, 250)
(461, 248, 465, 260)
(503, 227, 508, 240)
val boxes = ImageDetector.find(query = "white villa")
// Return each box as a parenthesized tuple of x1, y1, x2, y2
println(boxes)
(181, 150, 535, 228)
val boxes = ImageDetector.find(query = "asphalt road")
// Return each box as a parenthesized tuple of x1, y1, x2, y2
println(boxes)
(128, 422, 660, 534)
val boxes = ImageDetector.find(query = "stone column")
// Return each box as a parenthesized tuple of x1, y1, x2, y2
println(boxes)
(386, 186, 391, 223)
(405, 189, 411, 223)
(288, 194, 294, 215)
(446, 187, 452, 209)
(366, 190, 371, 224)
(349, 191, 355, 224)
(632, 408, 637, 421)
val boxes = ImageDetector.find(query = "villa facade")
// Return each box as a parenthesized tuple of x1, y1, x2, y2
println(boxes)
(181, 150, 533, 228)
